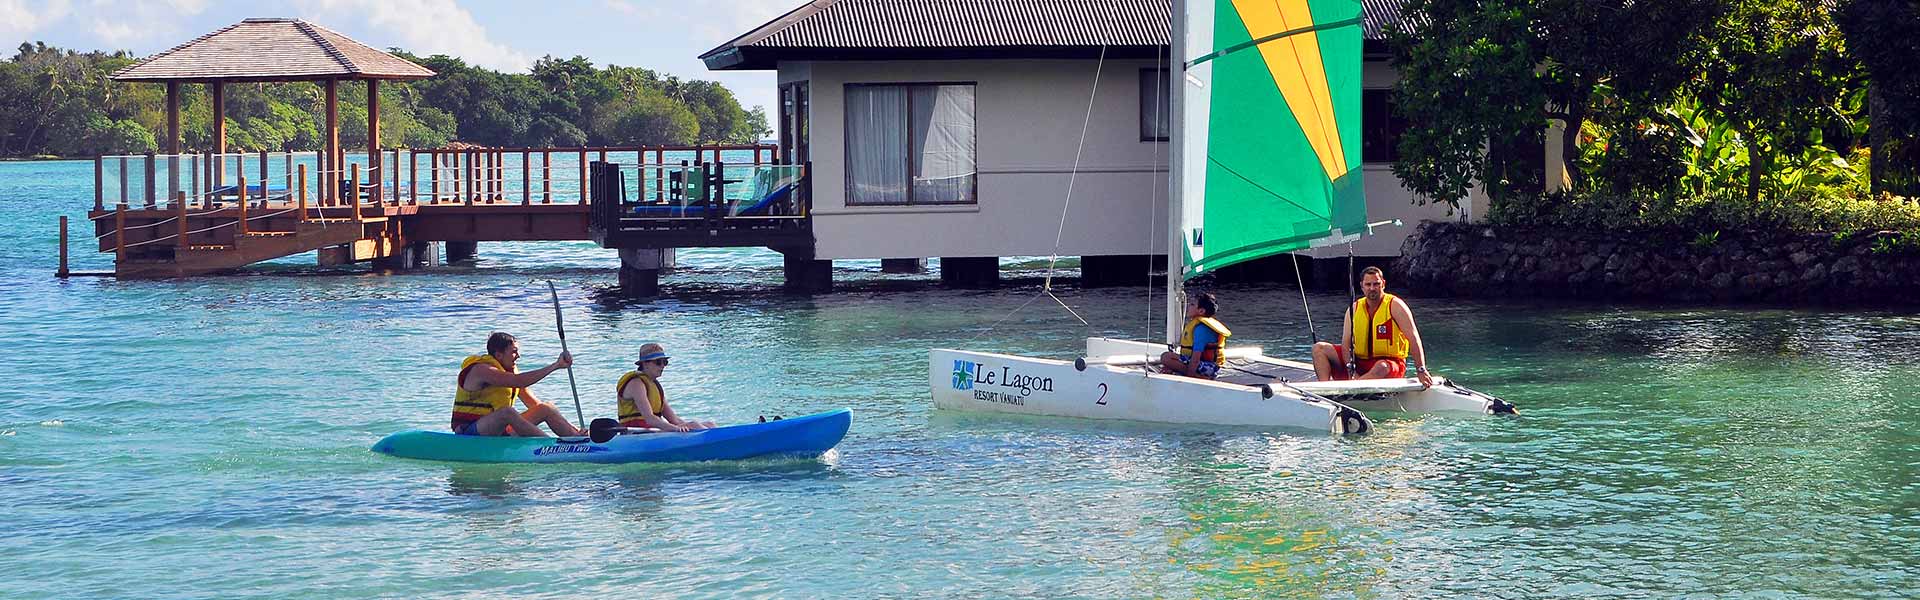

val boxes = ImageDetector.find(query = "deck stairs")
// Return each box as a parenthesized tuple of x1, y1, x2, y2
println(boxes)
(117, 215, 392, 278)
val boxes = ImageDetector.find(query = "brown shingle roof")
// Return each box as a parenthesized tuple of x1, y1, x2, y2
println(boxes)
(112, 18, 435, 83)
(702, 0, 1403, 70)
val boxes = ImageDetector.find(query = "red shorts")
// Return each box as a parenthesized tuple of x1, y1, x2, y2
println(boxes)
(1330, 347, 1406, 379)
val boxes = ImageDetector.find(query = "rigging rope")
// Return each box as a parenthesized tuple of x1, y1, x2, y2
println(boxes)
(978, 19, 1117, 339)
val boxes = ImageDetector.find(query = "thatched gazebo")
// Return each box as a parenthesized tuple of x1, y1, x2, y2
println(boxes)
(111, 18, 435, 203)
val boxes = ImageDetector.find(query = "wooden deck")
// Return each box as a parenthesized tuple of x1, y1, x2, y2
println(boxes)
(72, 145, 809, 278)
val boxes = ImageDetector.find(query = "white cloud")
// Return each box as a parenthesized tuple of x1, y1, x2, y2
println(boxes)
(0, 0, 73, 45)
(87, 18, 135, 45)
(74, 0, 207, 49)
(686, 0, 794, 46)
(602, 0, 656, 18)
(294, 0, 533, 73)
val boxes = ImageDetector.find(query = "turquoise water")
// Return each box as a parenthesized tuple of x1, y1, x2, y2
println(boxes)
(4, 159, 1916, 598)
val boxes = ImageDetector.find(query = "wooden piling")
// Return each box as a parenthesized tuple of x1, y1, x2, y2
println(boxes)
(57, 216, 69, 278)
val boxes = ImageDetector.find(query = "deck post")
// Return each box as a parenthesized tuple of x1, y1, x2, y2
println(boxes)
(119, 156, 129, 206)
(165, 96, 180, 197)
(521, 151, 530, 205)
(367, 79, 381, 206)
(236, 172, 248, 235)
(578, 149, 588, 203)
(409, 149, 419, 204)
(463, 150, 474, 206)
(113, 205, 126, 265)
(211, 81, 226, 188)
(188, 154, 199, 207)
(143, 153, 157, 207)
(94, 157, 104, 211)
(430, 151, 440, 203)
(258, 150, 268, 190)
(57, 216, 69, 278)
(542, 150, 551, 203)
(350, 165, 362, 223)
(177, 192, 189, 250)
(323, 79, 337, 205)
(392, 148, 402, 206)
(297, 164, 308, 218)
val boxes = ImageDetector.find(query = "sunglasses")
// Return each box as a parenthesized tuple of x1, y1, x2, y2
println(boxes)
(649, 358, 670, 367)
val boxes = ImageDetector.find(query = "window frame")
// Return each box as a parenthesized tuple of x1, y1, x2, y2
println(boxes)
(1140, 68, 1171, 142)
(842, 81, 979, 206)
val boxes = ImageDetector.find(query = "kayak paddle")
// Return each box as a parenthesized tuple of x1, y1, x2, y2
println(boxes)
(547, 281, 586, 428)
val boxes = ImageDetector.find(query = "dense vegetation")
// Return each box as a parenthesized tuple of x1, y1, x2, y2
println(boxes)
(1388, 0, 1920, 235)
(0, 43, 770, 158)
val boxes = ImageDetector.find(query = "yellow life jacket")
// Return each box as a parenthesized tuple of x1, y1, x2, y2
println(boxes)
(616, 371, 667, 426)
(1350, 293, 1410, 360)
(452, 355, 519, 423)
(1178, 317, 1232, 363)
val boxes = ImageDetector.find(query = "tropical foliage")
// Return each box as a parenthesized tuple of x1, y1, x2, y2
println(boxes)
(1387, 0, 1920, 234)
(0, 42, 772, 158)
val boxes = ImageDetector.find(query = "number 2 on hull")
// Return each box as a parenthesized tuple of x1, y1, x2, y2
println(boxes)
(1095, 383, 1109, 406)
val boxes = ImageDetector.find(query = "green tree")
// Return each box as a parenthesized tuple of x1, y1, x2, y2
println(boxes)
(1695, 0, 1859, 202)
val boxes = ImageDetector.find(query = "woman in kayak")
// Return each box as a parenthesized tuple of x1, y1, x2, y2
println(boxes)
(451, 332, 585, 437)
(617, 343, 715, 432)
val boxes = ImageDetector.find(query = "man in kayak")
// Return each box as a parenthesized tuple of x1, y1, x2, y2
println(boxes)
(451, 332, 585, 437)
(617, 343, 716, 432)
(1159, 292, 1230, 379)
(1312, 266, 1434, 389)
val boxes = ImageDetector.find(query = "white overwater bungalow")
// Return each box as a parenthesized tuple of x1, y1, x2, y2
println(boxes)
(700, 0, 1571, 286)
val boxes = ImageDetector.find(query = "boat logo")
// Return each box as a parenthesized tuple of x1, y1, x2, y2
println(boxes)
(952, 360, 977, 390)
(533, 444, 611, 456)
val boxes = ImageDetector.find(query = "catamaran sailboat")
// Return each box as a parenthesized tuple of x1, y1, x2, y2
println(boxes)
(929, 0, 1513, 434)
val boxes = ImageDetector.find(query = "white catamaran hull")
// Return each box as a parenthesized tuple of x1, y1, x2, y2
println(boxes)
(1083, 338, 1516, 415)
(929, 338, 1512, 436)
(930, 347, 1372, 435)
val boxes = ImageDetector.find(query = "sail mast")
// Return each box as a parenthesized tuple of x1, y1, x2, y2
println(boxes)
(1164, 0, 1189, 345)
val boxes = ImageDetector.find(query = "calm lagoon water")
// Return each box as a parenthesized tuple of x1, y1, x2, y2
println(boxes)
(3, 159, 1915, 598)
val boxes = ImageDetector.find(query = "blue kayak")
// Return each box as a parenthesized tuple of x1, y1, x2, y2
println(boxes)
(371, 409, 851, 464)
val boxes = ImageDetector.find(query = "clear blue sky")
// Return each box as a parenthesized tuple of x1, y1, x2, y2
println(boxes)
(1, 0, 795, 115)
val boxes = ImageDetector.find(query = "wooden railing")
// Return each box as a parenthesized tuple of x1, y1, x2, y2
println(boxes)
(85, 144, 781, 259)
(91, 144, 780, 211)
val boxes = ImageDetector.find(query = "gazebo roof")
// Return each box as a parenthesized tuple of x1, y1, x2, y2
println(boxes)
(112, 18, 435, 83)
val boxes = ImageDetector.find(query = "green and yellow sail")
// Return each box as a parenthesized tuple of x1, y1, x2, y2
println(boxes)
(1175, 0, 1366, 276)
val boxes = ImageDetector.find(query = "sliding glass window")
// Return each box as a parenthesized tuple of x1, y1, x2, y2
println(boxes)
(845, 83, 976, 205)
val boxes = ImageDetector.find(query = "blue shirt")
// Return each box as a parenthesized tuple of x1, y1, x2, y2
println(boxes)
(1190, 324, 1218, 362)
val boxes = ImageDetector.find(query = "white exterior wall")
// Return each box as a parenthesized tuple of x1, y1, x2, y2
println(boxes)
(782, 57, 1485, 261)
(786, 59, 1171, 260)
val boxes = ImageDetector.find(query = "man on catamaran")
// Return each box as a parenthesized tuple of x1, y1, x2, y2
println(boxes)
(1312, 267, 1434, 389)
(1160, 292, 1231, 379)
(450, 332, 585, 437)
(616, 343, 715, 432)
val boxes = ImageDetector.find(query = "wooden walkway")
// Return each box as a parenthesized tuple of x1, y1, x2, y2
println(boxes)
(70, 145, 808, 278)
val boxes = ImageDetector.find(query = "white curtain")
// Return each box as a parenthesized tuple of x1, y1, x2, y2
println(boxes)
(846, 86, 909, 205)
(910, 85, 976, 204)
